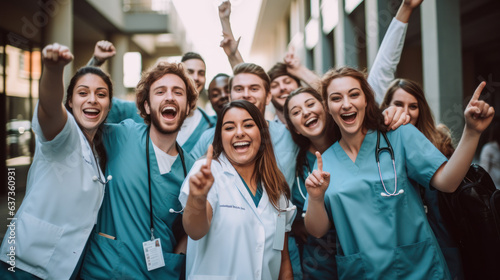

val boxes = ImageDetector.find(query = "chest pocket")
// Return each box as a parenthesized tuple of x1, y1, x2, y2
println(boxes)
(372, 178, 408, 212)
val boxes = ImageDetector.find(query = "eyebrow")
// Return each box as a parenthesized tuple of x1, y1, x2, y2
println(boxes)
(152, 85, 185, 92)
(329, 87, 361, 96)
(76, 85, 108, 91)
(290, 97, 315, 111)
(222, 118, 254, 126)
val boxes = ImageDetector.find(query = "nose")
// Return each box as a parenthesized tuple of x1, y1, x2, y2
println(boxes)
(303, 107, 311, 118)
(88, 92, 97, 103)
(341, 97, 351, 110)
(164, 90, 174, 101)
(235, 124, 245, 137)
(242, 89, 251, 99)
(403, 105, 409, 115)
(192, 73, 199, 82)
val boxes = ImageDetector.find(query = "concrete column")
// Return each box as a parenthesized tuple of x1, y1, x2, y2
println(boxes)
(110, 34, 128, 98)
(421, 0, 463, 139)
(43, 0, 73, 85)
(365, 0, 392, 69)
(335, 0, 357, 68)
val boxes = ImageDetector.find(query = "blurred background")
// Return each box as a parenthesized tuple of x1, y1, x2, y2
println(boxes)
(1, 0, 499, 199)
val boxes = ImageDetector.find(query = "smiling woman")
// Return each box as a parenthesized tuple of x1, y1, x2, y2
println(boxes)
(0, 43, 113, 279)
(180, 100, 296, 279)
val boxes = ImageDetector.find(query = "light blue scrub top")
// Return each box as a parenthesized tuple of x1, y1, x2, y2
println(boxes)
(319, 125, 450, 279)
(189, 121, 298, 189)
(80, 120, 195, 279)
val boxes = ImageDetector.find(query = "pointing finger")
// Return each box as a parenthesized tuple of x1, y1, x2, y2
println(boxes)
(315, 151, 323, 172)
(470, 81, 486, 103)
(206, 145, 213, 170)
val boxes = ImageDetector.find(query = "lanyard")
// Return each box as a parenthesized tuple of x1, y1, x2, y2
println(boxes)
(145, 127, 187, 240)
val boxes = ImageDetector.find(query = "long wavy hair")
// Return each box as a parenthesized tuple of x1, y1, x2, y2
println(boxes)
(64, 66, 113, 171)
(284, 87, 340, 176)
(380, 78, 455, 157)
(321, 67, 387, 133)
(212, 100, 290, 208)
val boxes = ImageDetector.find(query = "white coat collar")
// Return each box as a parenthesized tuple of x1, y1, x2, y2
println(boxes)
(218, 153, 269, 218)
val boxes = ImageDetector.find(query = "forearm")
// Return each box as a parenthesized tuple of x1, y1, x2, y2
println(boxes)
(182, 195, 211, 240)
(304, 197, 330, 238)
(294, 65, 320, 90)
(278, 233, 293, 280)
(228, 52, 244, 69)
(395, 2, 414, 23)
(38, 66, 67, 140)
(431, 127, 481, 192)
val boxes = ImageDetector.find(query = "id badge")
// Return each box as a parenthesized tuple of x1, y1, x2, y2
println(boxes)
(143, 238, 165, 271)
(273, 213, 286, 251)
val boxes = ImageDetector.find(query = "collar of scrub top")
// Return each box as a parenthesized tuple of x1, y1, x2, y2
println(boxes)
(146, 127, 188, 240)
(376, 130, 404, 197)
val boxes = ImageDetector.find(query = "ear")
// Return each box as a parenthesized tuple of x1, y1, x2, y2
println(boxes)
(68, 98, 73, 109)
(186, 103, 191, 117)
(144, 100, 151, 115)
(265, 91, 272, 106)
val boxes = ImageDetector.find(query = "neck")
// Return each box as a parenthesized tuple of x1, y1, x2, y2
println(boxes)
(339, 130, 366, 161)
(234, 163, 256, 189)
(275, 109, 286, 124)
(149, 125, 178, 156)
(81, 128, 96, 146)
(309, 125, 336, 154)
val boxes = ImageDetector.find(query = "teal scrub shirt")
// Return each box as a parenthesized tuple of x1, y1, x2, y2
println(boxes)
(181, 108, 214, 154)
(106, 97, 144, 124)
(320, 125, 450, 280)
(80, 120, 195, 279)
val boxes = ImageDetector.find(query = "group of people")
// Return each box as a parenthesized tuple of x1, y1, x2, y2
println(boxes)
(1, 0, 497, 279)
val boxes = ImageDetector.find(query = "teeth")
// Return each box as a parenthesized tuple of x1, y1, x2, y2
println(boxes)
(305, 118, 317, 126)
(280, 94, 289, 99)
(162, 106, 177, 113)
(341, 112, 356, 117)
(233, 142, 250, 147)
(83, 109, 99, 113)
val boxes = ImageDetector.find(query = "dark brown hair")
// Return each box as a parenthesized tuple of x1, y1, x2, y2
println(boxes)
(212, 100, 290, 208)
(136, 62, 198, 125)
(229, 63, 271, 94)
(381, 78, 455, 157)
(284, 87, 339, 175)
(65, 66, 113, 171)
(321, 67, 387, 132)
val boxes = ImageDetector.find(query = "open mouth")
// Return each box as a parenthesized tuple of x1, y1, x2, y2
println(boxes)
(278, 94, 289, 100)
(233, 141, 250, 152)
(305, 117, 318, 127)
(162, 106, 178, 120)
(83, 108, 100, 118)
(341, 112, 357, 123)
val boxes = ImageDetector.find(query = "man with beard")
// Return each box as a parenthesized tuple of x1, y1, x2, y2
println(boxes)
(80, 62, 197, 279)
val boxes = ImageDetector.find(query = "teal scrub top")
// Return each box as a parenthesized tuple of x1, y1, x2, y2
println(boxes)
(293, 151, 338, 280)
(80, 120, 195, 280)
(106, 97, 144, 124)
(181, 108, 214, 154)
(320, 125, 450, 280)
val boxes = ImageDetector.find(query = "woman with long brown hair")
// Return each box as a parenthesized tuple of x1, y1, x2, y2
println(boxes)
(305, 67, 494, 279)
(180, 100, 296, 279)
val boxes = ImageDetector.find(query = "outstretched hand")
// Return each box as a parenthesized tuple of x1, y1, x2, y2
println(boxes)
(383, 106, 410, 131)
(94, 40, 116, 63)
(220, 31, 241, 57)
(464, 82, 495, 134)
(189, 145, 215, 198)
(284, 47, 302, 77)
(42, 43, 73, 69)
(305, 152, 330, 201)
(402, 0, 424, 9)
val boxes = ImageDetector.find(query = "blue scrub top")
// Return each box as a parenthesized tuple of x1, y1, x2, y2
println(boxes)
(321, 125, 450, 279)
(106, 97, 144, 124)
(181, 108, 215, 154)
(80, 120, 195, 279)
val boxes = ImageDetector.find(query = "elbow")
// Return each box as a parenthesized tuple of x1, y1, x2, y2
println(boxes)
(187, 233, 205, 241)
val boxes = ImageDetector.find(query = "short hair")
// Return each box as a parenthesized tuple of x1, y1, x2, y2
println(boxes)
(321, 67, 386, 132)
(268, 62, 300, 85)
(212, 100, 290, 209)
(229, 63, 271, 93)
(135, 62, 198, 125)
(181, 52, 205, 64)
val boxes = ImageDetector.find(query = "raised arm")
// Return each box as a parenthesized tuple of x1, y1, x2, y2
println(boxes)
(283, 48, 320, 91)
(431, 82, 495, 192)
(183, 145, 215, 240)
(368, 0, 423, 103)
(87, 40, 116, 67)
(218, 0, 244, 69)
(304, 152, 332, 238)
(38, 43, 74, 141)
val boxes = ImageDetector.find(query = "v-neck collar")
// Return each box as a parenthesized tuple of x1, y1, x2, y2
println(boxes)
(334, 130, 376, 174)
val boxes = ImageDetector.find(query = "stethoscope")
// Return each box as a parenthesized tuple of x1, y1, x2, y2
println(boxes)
(90, 144, 112, 185)
(376, 131, 403, 197)
(296, 162, 311, 218)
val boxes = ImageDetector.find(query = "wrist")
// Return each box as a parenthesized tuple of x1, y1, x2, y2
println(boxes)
(91, 55, 105, 66)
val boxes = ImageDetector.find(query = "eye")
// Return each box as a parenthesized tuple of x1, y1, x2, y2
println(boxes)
(330, 95, 341, 102)
(251, 86, 259, 92)
(307, 101, 315, 108)
(78, 91, 88, 96)
(291, 109, 300, 116)
(97, 92, 107, 98)
(244, 123, 255, 128)
(409, 104, 418, 110)
(174, 90, 183, 96)
(350, 92, 360, 98)
(224, 125, 235, 131)
(270, 83, 278, 89)
(393, 101, 403, 107)
(234, 87, 242, 92)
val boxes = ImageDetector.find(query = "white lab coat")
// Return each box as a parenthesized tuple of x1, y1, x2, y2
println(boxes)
(179, 154, 296, 280)
(0, 105, 105, 279)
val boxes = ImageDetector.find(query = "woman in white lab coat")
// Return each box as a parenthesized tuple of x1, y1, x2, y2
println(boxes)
(0, 43, 113, 279)
(180, 100, 296, 279)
